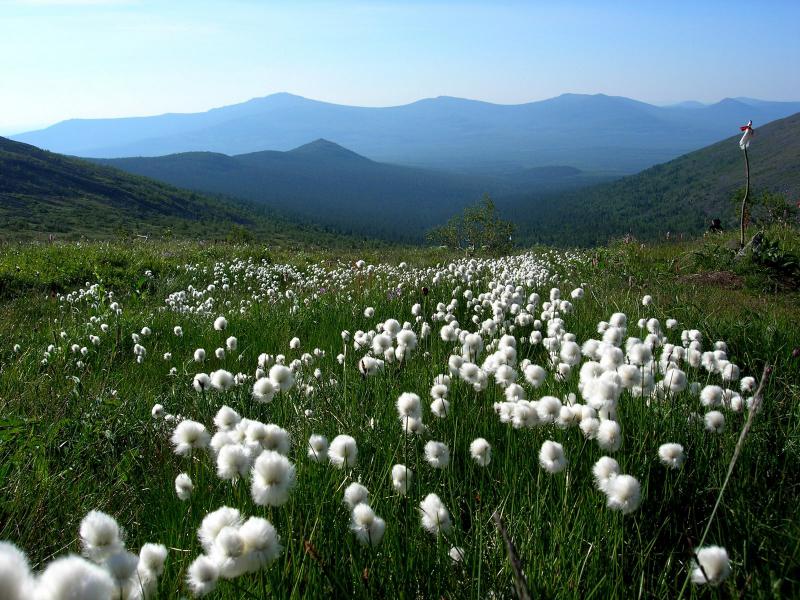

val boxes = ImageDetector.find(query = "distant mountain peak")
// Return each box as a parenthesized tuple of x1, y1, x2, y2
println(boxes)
(287, 138, 370, 161)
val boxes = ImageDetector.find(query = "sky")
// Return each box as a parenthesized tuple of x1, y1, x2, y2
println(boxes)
(1, 0, 799, 134)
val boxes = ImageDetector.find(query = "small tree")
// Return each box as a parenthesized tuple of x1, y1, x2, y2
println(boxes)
(226, 223, 254, 244)
(427, 195, 515, 254)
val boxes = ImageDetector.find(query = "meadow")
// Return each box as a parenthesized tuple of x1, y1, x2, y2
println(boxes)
(0, 237, 798, 599)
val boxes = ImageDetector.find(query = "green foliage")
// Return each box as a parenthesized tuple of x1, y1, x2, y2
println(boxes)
(0, 239, 798, 598)
(687, 224, 800, 291)
(225, 223, 255, 244)
(505, 112, 800, 246)
(427, 195, 515, 254)
(753, 191, 799, 226)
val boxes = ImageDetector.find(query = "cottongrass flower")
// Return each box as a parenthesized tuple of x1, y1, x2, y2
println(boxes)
(269, 364, 295, 392)
(173, 326, 183, 337)
(391, 464, 412, 495)
(691, 545, 731, 586)
(396, 392, 422, 420)
(209, 526, 247, 579)
(151, 403, 164, 418)
(36, 555, 115, 600)
(704, 411, 725, 433)
(449, 546, 465, 563)
(251, 451, 296, 506)
(251, 423, 290, 455)
(539, 440, 567, 474)
(79, 510, 124, 563)
(226, 336, 237, 351)
(592, 456, 619, 493)
(700, 385, 723, 407)
(239, 517, 282, 573)
(328, 435, 358, 469)
(419, 493, 452, 535)
(216, 444, 251, 481)
(194, 348, 206, 363)
(596, 420, 622, 452)
(187, 554, 219, 597)
(199, 507, 243, 553)
(424, 441, 450, 469)
(104, 550, 139, 590)
(343, 482, 370, 509)
(175, 473, 194, 500)
(580, 417, 600, 440)
(252, 377, 276, 403)
(132, 544, 168, 599)
(213, 316, 228, 331)
(171, 420, 210, 456)
(469, 438, 491, 466)
(211, 369, 234, 392)
(350, 503, 386, 547)
(431, 397, 450, 418)
(215, 348, 226, 360)
(658, 443, 685, 469)
(663, 367, 688, 393)
(0, 542, 34, 600)
(307, 435, 329, 462)
(214, 406, 241, 431)
(138, 543, 168, 578)
(605, 474, 641, 514)
(193, 372, 211, 392)
(536, 396, 562, 423)
(740, 376, 756, 393)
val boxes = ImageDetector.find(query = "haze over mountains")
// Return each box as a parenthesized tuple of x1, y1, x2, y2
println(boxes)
(13, 93, 800, 175)
(91, 139, 604, 240)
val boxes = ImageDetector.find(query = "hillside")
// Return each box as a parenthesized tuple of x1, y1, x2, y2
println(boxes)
(0, 136, 344, 244)
(93, 139, 603, 241)
(14, 93, 800, 174)
(505, 112, 800, 245)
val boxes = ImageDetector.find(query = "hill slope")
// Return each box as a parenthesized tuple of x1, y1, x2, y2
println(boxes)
(13, 93, 800, 174)
(93, 139, 603, 241)
(505, 112, 800, 245)
(0, 136, 336, 243)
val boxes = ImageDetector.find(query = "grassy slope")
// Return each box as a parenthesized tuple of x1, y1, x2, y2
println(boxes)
(0, 136, 365, 247)
(0, 239, 797, 598)
(506, 112, 800, 246)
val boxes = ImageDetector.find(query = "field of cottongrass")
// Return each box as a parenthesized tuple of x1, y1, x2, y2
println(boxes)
(0, 240, 798, 599)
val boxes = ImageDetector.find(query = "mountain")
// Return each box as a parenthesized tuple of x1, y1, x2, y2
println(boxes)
(13, 93, 800, 175)
(94, 139, 575, 241)
(503, 112, 800, 246)
(0, 136, 341, 244)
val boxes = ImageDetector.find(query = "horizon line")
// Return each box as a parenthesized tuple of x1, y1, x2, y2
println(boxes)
(8, 91, 800, 135)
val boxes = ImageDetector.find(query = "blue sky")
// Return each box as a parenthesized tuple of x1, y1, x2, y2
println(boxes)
(2, 0, 799, 133)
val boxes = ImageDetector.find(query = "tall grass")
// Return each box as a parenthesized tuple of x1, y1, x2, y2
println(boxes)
(0, 241, 797, 598)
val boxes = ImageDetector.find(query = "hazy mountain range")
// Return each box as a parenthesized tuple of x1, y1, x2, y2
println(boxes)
(3, 109, 798, 245)
(89, 139, 607, 240)
(13, 93, 800, 175)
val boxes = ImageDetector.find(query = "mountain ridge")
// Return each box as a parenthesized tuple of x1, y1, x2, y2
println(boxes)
(0, 136, 343, 244)
(14, 92, 800, 175)
(91, 139, 602, 241)
(505, 111, 800, 245)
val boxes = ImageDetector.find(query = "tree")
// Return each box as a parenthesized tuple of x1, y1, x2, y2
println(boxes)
(226, 224, 254, 244)
(427, 195, 515, 254)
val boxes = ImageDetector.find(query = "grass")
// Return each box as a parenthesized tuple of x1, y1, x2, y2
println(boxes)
(0, 238, 798, 598)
